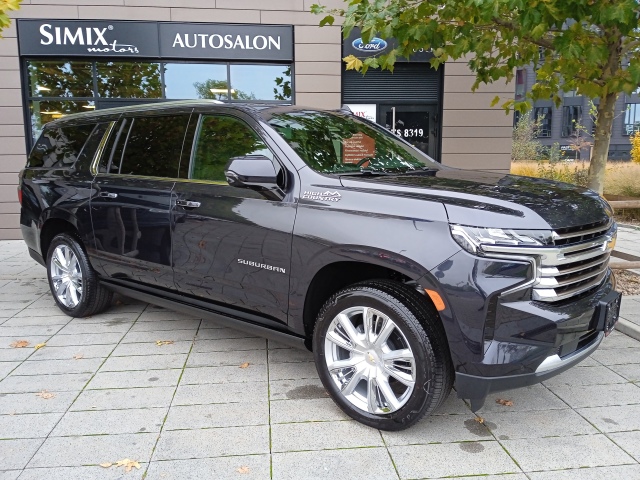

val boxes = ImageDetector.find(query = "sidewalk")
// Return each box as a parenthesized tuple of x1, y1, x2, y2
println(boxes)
(0, 239, 638, 480)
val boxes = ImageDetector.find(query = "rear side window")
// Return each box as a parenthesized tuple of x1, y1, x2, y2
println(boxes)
(190, 115, 272, 182)
(74, 123, 110, 173)
(28, 124, 96, 168)
(101, 115, 190, 178)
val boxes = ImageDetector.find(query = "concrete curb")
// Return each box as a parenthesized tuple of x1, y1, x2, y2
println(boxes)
(617, 317, 640, 342)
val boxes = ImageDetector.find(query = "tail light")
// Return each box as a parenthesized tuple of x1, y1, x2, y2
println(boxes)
(17, 187, 22, 205)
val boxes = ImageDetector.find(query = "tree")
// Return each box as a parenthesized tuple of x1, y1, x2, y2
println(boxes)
(312, 0, 640, 194)
(193, 79, 256, 101)
(0, 0, 21, 37)
(512, 114, 542, 161)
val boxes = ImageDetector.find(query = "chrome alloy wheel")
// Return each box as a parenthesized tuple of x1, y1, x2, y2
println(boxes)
(324, 306, 416, 414)
(50, 244, 83, 308)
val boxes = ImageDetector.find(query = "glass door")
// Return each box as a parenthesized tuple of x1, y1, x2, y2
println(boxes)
(379, 105, 439, 161)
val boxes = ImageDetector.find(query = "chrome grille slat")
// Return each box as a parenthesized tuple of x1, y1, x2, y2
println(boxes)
(540, 254, 609, 277)
(552, 219, 612, 243)
(533, 270, 608, 302)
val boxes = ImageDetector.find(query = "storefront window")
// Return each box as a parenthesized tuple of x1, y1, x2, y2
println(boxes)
(96, 62, 162, 98)
(29, 100, 94, 144)
(230, 65, 291, 101)
(163, 63, 228, 100)
(27, 60, 93, 98)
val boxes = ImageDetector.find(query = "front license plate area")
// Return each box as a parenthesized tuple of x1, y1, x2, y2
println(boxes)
(595, 292, 621, 336)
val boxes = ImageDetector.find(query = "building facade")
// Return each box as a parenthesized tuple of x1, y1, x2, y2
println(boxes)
(516, 65, 640, 160)
(0, 1, 514, 240)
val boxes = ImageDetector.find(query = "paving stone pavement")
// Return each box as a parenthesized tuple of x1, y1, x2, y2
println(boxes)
(0, 239, 639, 480)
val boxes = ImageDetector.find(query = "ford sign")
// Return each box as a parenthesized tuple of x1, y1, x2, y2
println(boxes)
(352, 37, 388, 52)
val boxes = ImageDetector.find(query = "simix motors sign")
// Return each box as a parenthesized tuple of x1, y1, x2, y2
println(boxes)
(17, 20, 294, 61)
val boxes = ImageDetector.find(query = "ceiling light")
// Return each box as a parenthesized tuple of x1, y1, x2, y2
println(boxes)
(209, 88, 235, 94)
(40, 111, 61, 114)
(82, 105, 96, 109)
(36, 85, 51, 91)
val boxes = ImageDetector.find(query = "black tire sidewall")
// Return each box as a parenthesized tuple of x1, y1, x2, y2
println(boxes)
(46, 233, 92, 317)
(313, 287, 438, 430)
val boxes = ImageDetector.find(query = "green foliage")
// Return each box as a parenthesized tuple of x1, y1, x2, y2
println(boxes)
(0, 0, 21, 37)
(535, 160, 589, 188)
(511, 114, 542, 161)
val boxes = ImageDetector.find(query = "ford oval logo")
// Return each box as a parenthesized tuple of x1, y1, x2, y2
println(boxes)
(352, 37, 388, 52)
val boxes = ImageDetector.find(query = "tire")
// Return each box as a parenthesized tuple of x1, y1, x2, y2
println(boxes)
(46, 232, 113, 317)
(313, 279, 453, 431)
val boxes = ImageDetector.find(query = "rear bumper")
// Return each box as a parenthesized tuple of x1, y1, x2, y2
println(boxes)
(455, 331, 604, 410)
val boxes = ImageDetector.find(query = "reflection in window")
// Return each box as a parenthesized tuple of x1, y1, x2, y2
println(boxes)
(29, 100, 94, 144)
(624, 103, 640, 135)
(97, 62, 162, 98)
(115, 115, 190, 178)
(515, 69, 526, 101)
(230, 65, 291, 101)
(27, 60, 93, 98)
(28, 123, 95, 168)
(163, 63, 228, 100)
(562, 106, 581, 137)
(191, 115, 272, 181)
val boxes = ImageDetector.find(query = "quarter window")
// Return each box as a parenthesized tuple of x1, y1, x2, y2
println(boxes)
(28, 123, 96, 168)
(103, 115, 190, 178)
(190, 115, 272, 182)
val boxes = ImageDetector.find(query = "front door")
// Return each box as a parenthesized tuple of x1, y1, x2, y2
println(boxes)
(379, 105, 439, 160)
(90, 112, 191, 290)
(171, 112, 296, 326)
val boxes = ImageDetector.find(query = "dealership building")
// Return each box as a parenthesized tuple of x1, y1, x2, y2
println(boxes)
(0, 1, 514, 240)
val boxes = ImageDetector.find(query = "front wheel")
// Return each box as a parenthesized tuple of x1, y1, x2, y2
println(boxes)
(46, 233, 113, 317)
(313, 280, 452, 431)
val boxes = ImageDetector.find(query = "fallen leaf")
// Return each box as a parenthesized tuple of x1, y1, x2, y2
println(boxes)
(73, 353, 84, 360)
(10, 340, 29, 348)
(34, 343, 46, 350)
(114, 458, 141, 472)
(156, 340, 174, 346)
(36, 390, 55, 399)
(239, 362, 250, 369)
(474, 416, 485, 424)
(496, 398, 514, 407)
(237, 466, 250, 474)
(100, 463, 113, 468)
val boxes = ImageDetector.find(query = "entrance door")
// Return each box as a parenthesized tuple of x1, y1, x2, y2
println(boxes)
(379, 105, 439, 160)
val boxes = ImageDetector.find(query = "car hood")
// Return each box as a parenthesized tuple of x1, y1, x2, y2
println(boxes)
(339, 168, 612, 230)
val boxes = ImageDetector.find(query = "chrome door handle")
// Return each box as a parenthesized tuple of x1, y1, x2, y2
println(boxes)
(99, 192, 118, 198)
(176, 199, 201, 208)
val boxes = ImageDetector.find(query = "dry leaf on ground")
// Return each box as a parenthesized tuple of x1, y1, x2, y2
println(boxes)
(10, 340, 29, 348)
(239, 362, 250, 369)
(36, 390, 55, 399)
(474, 416, 485, 424)
(496, 398, 514, 407)
(99, 463, 113, 468)
(73, 353, 84, 360)
(34, 343, 46, 350)
(114, 458, 141, 472)
(156, 340, 174, 346)
(237, 466, 250, 474)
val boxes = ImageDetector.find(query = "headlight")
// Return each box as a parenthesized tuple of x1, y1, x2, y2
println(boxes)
(450, 224, 551, 254)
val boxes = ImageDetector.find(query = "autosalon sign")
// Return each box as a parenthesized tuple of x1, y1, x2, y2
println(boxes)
(17, 20, 293, 61)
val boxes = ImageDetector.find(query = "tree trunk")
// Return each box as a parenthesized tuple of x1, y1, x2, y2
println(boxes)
(587, 92, 618, 194)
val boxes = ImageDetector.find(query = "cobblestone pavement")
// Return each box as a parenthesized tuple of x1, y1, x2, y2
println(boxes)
(0, 240, 639, 480)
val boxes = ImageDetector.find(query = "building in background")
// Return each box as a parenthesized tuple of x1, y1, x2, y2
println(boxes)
(515, 65, 640, 160)
(0, 1, 514, 240)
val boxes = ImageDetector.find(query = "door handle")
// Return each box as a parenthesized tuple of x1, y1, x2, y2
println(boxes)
(99, 192, 118, 199)
(176, 199, 201, 208)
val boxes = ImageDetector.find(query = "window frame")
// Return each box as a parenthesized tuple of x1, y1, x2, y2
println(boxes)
(561, 105, 582, 138)
(623, 103, 640, 136)
(534, 107, 552, 138)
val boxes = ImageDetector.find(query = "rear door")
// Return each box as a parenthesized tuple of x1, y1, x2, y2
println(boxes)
(171, 111, 297, 325)
(90, 111, 192, 289)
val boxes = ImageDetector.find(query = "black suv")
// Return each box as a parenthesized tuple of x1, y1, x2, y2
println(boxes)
(19, 101, 621, 430)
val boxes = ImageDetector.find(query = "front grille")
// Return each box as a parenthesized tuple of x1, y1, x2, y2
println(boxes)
(533, 221, 614, 303)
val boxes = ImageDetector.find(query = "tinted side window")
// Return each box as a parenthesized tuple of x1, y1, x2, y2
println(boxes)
(191, 115, 272, 182)
(75, 123, 110, 173)
(28, 124, 96, 168)
(118, 115, 190, 178)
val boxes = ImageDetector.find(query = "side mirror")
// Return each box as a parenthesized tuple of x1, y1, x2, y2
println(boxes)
(224, 155, 284, 200)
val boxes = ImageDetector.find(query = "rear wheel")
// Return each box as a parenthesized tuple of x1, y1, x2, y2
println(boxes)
(46, 233, 112, 317)
(313, 280, 452, 431)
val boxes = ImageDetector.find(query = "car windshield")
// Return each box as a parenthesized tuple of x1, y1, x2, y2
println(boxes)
(267, 110, 440, 174)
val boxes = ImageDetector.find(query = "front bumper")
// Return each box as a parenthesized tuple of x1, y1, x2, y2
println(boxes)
(455, 330, 604, 411)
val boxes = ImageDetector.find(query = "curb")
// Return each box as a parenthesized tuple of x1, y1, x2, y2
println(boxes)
(617, 318, 640, 342)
